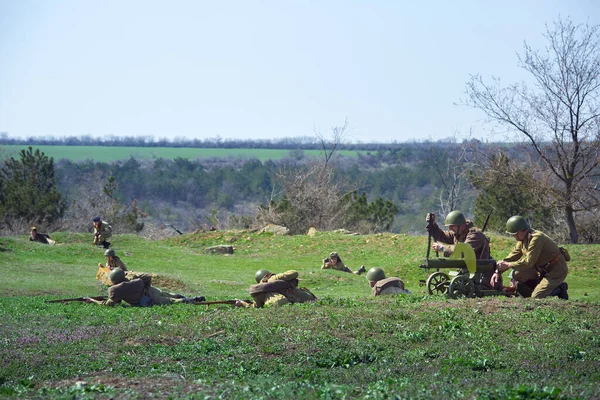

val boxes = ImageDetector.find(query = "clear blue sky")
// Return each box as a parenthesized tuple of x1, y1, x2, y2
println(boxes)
(0, 0, 598, 143)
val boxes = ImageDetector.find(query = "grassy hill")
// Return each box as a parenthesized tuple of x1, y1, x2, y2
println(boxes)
(0, 231, 599, 399)
(0, 144, 360, 163)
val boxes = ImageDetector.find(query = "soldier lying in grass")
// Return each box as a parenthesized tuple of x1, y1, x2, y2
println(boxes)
(85, 268, 205, 307)
(366, 267, 411, 296)
(235, 269, 317, 308)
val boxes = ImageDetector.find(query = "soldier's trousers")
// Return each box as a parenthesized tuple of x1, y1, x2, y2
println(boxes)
(514, 268, 566, 299)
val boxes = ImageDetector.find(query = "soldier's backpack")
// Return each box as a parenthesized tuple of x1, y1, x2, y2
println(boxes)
(372, 277, 405, 296)
(249, 279, 298, 297)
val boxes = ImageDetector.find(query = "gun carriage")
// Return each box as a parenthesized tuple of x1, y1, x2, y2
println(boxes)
(419, 252, 512, 298)
(420, 210, 513, 299)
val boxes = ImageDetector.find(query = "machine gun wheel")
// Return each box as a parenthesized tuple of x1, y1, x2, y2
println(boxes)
(448, 275, 475, 299)
(426, 272, 450, 295)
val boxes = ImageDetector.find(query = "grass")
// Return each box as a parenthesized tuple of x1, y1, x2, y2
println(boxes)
(0, 230, 599, 399)
(0, 145, 361, 163)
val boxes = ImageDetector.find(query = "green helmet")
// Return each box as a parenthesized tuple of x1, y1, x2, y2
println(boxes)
(104, 249, 116, 257)
(444, 211, 466, 226)
(505, 215, 530, 234)
(108, 268, 126, 284)
(366, 267, 386, 282)
(255, 269, 271, 283)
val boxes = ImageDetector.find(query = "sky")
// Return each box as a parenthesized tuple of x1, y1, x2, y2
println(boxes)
(0, 0, 599, 144)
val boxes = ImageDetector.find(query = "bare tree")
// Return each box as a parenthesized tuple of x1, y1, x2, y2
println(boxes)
(256, 121, 352, 234)
(465, 17, 600, 243)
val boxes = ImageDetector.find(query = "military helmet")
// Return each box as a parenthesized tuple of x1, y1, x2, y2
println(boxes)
(444, 211, 466, 226)
(366, 267, 386, 282)
(255, 269, 271, 283)
(329, 252, 339, 258)
(108, 268, 126, 284)
(505, 215, 530, 234)
(104, 249, 116, 257)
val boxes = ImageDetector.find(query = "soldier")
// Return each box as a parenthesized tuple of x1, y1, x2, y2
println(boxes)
(99, 249, 127, 271)
(235, 269, 317, 308)
(92, 216, 112, 249)
(491, 216, 569, 299)
(366, 267, 411, 296)
(85, 268, 205, 306)
(321, 252, 366, 275)
(29, 227, 55, 245)
(426, 211, 501, 290)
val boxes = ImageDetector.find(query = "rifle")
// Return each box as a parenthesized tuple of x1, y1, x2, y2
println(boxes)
(426, 212, 437, 259)
(190, 299, 253, 306)
(46, 296, 107, 303)
(481, 208, 494, 233)
(479, 208, 494, 258)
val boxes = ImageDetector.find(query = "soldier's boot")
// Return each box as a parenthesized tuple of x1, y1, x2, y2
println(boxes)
(356, 265, 367, 275)
(559, 282, 569, 300)
(550, 282, 569, 300)
(102, 241, 111, 249)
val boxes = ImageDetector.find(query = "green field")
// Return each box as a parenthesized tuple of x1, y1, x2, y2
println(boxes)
(1, 231, 599, 399)
(0, 144, 360, 162)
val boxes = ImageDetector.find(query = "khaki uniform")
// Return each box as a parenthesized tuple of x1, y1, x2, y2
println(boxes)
(93, 221, 112, 245)
(98, 273, 186, 306)
(372, 277, 411, 296)
(322, 259, 353, 273)
(107, 256, 127, 271)
(429, 220, 490, 259)
(503, 230, 568, 298)
(248, 270, 317, 308)
(429, 220, 499, 290)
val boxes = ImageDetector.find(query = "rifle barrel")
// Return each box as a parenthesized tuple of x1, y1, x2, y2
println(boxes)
(192, 299, 253, 305)
(46, 295, 106, 303)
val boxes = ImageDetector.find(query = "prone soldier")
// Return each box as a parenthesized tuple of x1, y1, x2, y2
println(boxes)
(86, 268, 205, 306)
(366, 267, 411, 296)
(321, 252, 366, 275)
(235, 269, 317, 308)
(29, 227, 55, 245)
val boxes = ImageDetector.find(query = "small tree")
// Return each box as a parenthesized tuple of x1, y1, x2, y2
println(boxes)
(465, 17, 600, 243)
(469, 151, 554, 233)
(0, 147, 66, 229)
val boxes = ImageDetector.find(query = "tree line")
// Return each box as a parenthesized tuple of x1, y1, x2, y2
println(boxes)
(2, 16, 600, 243)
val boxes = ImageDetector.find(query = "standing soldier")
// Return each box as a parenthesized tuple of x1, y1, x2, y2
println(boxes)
(85, 268, 205, 306)
(321, 252, 366, 275)
(426, 211, 500, 290)
(492, 216, 569, 299)
(92, 216, 112, 249)
(235, 269, 317, 308)
(366, 267, 411, 296)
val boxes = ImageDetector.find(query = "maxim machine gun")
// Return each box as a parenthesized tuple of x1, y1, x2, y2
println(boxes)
(420, 210, 513, 299)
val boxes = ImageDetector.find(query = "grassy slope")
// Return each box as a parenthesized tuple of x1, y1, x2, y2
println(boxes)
(0, 231, 599, 399)
(0, 145, 359, 162)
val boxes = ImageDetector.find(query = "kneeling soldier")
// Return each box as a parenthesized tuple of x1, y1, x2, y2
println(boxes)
(492, 216, 569, 299)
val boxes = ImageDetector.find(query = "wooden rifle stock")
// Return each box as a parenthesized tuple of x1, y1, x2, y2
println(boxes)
(46, 295, 107, 303)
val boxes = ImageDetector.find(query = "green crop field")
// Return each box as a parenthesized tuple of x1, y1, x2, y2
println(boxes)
(1, 231, 599, 399)
(0, 144, 360, 163)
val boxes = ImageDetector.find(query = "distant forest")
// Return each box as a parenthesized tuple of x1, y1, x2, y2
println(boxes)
(0, 132, 492, 151)
(0, 135, 531, 235)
